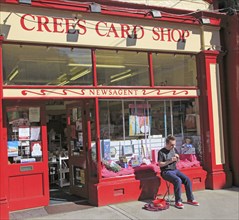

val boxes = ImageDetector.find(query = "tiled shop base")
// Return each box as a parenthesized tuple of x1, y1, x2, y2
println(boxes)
(45, 200, 92, 214)
(10, 201, 93, 220)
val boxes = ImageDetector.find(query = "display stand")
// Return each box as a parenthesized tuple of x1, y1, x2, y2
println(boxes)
(57, 156, 70, 187)
(48, 156, 70, 187)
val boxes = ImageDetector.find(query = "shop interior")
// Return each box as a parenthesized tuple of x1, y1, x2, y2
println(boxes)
(46, 100, 81, 205)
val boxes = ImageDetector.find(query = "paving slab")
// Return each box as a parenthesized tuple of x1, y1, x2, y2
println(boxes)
(10, 187, 239, 220)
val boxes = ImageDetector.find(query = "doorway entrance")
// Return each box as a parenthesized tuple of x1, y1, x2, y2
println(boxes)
(46, 99, 94, 206)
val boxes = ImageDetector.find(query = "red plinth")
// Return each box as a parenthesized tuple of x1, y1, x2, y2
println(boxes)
(0, 197, 9, 220)
(88, 165, 206, 206)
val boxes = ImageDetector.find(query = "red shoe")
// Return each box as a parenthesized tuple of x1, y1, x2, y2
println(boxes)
(175, 202, 184, 209)
(187, 200, 200, 206)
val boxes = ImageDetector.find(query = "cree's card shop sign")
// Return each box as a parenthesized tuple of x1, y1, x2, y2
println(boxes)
(0, 5, 207, 52)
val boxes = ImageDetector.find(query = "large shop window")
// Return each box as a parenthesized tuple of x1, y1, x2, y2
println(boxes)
(2, 44, 92, 86)
(99, 99, 202, 178)
(6, 106, 42, 164)
(2, 45, 196, 87)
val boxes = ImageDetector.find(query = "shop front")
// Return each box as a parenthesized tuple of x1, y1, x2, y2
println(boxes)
(0, 0, 232, 216)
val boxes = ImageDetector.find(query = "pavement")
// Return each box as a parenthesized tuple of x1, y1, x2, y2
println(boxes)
(9, 187, 239, 220)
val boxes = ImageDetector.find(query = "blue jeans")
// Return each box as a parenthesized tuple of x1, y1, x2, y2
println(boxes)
(161, 169, 194, 203)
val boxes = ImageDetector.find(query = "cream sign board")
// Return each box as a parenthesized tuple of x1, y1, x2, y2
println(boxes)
(0, 5, 207, 52)
(3, 88, 197, 98)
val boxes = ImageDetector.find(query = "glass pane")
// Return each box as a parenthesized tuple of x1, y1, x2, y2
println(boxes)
(99, 100, 123, 140)
(150, 99, 203, 165)
(3, 44, 92, 86)
(89, 100, 98, 178)
(7, 106, 42, 164)
(96, 50, 150, 86)
(127, 101, 150, 138)
(153, 53, 197, 86)
(69, 107, 83, 156)
(150, 100, 170, 137)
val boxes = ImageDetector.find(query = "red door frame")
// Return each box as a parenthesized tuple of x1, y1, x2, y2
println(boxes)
(2, 100, 49, 211)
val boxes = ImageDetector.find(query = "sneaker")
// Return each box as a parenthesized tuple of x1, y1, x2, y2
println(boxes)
(175, 202, 184, 209)
(187, 200, 200, 206)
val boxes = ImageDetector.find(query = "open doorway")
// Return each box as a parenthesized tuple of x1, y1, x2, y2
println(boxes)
(46, 100, 84, 205)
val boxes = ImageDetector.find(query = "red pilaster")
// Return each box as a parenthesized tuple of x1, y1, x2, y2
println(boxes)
(198, 50, 232, 189)
(0, 36, 10, 219)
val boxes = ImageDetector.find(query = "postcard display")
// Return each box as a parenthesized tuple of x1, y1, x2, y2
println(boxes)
(7, 107, 42, 164)
(100, 103, 157, 174)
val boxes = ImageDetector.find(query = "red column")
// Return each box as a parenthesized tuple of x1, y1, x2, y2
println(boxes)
(197, 50, 232, 189)
(0, 37, 10, 219)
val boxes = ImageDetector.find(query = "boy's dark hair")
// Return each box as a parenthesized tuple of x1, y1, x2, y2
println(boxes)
(166, 134, 176, 144)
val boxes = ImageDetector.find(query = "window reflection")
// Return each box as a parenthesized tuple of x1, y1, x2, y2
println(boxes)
(3, 45, 197, 87)
(96, 50, 150, 86)
(3, 45, 92, 86)
(153, 53, 197, 86)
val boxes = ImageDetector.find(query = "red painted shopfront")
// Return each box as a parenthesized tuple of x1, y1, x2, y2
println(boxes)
(0, 0, 233, 218)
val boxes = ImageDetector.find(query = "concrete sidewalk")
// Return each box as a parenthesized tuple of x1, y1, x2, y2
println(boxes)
(10, 187, 239, 220)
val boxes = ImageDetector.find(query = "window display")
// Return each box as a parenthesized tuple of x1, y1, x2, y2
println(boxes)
(7, 106, 42, 164)
(99, 99, 202, 178)
(129, 104, 151, 136)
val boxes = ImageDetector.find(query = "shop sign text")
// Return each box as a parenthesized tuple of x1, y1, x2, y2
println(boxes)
(20, 14, 190, 42)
